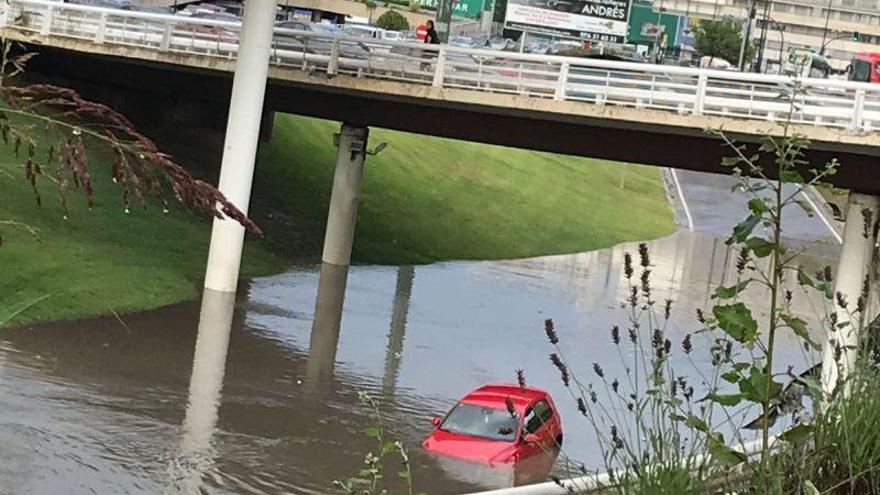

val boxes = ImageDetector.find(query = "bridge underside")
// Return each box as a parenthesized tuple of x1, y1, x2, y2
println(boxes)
(21, 43, 880, 195)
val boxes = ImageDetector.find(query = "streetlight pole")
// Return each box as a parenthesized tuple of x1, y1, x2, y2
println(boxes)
(737, 0, 756, 70)
(819, 0, 833, 54)
(755, 0, 770, 72)
(768, 16, 785, 72)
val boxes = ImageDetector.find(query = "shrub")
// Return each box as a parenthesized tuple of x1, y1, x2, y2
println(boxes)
(375, 10, 409, 31)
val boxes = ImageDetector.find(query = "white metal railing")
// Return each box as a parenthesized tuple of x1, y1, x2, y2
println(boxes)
(3, 0, 880, 132)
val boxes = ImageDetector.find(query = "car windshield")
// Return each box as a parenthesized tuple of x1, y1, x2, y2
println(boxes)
(441, 403, 519, 441)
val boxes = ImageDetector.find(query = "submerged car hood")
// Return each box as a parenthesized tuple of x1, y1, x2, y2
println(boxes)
(423, 429, 518, 464)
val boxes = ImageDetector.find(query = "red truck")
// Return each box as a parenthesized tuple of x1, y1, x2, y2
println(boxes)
(849, 52, 880, 83)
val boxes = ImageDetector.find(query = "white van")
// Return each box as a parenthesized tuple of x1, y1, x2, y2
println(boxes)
(344, 24, 386, 39)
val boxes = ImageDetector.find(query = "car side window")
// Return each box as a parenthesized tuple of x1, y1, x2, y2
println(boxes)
(523, 400, 552, 433)
(536, 400, 553, 422)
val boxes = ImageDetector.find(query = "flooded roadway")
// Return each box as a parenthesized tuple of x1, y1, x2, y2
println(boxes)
(0, 171, 842, 494)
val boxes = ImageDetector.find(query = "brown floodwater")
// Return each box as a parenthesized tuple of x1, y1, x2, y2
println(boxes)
(0, 230, 838, 494)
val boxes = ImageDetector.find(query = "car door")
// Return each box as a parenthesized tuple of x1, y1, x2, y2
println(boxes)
(520, 399, 557, 458)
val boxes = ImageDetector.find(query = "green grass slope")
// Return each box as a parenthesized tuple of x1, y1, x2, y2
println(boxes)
(256, 114, 676, 264)
(0, 152, 285, 325)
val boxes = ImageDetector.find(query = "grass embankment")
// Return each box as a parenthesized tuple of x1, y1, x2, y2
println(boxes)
(255, 114, 676, 265)
(2, 113, 675, 325)
(0, 150, 285, 325)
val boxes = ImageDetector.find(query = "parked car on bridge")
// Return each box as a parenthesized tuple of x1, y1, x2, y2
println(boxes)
(177, 11, 241, 43)
(274, 21, 371, 60)
(423, 384, 562, 464)
(488, 36, 515, 51)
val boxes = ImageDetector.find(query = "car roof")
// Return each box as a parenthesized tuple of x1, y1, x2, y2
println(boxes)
(854, 52, 880, 61)
(458, 383, 550, 412)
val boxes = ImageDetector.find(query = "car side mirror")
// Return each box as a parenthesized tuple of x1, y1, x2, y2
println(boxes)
(431, 416, 441, 427)
(523, 433, 540, 444)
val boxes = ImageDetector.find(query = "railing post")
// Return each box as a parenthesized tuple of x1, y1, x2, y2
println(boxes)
(40, 4, 54, 36)
(693, 72, 708, 115)
(554, 62, 569, 101)
(95, 11, 107, 44)
(850, 88, 866, 130)
(160, 21, 172, 51)
(328, 39, 339, 75)
(432, 46, 445, 88)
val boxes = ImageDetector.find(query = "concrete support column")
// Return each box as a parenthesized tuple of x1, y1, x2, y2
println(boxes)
(822, 192, 880, 396)
(203, 0, 277, 293)
(321, 124, 369, 266)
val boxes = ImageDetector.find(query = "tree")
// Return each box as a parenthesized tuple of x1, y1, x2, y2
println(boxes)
(374, 10, 409, 31)
(694, 18, 754, 66)
(362, 0, 378, 24)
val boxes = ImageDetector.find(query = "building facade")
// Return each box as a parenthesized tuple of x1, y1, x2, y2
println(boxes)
(659, 0, 880, 70)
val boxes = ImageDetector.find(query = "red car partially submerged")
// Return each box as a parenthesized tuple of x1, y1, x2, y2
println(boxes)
(423, 384, 562, 464)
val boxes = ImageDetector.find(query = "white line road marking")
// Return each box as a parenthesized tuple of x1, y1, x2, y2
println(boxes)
(668, 168, 695, 232)
(800, 189, 843, 244)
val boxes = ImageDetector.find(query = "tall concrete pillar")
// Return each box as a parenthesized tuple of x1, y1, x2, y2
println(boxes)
(822, 192, 880, 396)
(306, 263, 350, 390)
(203, 0, 277, 293)
(322, 124, 369, 266)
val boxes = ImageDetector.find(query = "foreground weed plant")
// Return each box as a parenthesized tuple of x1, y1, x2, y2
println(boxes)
(536, 81, 880, 494)
(335, 391, 424, 495)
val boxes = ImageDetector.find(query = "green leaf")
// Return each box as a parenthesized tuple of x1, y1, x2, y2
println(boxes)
(685, 415, 709, 433)
(781, 314, 821, 351)
(733, 362, 751, 371)
(748, 198, 767, 215)
(707, 433, 748, 466)
(707, 392, 745, 406)
(713, 279, 753, 299)
(714, 303, 758, 343)
(362, 427, 381, 438)
(721, 371, 740, 383)
(759, 137, 777, 152)
(779, 424, 813, 444)
(797, 269, 816, 288)
(797, 270, 833, 299)
(727, 214, 762, 245)
(803, 480, 821, 495)
(739, 367, 783, 403)
(721, 156, 742, 167)
(746, 237, 775, 258)
(796, 375, 824, 396)
(779, 168, 804, 183)
(381, 441, 398, 455)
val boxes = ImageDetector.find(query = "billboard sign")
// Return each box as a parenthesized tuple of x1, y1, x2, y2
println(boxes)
(417, 0, 484, 17)
(504, 0, 631, 43)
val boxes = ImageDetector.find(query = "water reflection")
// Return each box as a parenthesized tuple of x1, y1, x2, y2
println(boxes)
(383, 266, 415, 397)
(432, 450, 559, 488)
(171, 289, 236, 493)
(0, 231, 839, 494)
(305, 263, 350, 390)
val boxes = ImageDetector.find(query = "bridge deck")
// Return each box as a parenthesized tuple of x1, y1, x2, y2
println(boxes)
(2, 0, 879, 193)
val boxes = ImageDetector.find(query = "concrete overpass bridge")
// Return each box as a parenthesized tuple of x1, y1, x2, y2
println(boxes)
(2, 0, 879, 410)
(2, 0, 880, 193)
